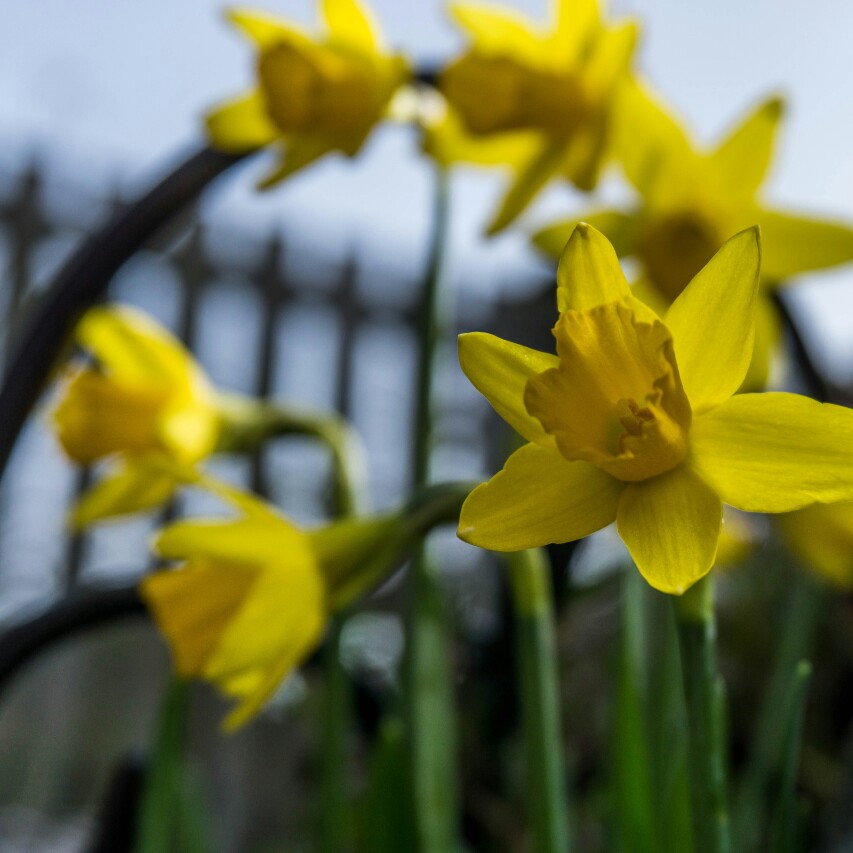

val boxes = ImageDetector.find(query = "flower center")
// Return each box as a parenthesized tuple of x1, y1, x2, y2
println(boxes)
(639, 210, 722, 302)
(524, 301, 692, 482)
(439, 52, 595, 137)
(258, 42, 379, 138)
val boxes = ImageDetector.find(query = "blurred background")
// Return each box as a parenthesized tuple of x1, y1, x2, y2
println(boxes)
(3, 0, 853, 850)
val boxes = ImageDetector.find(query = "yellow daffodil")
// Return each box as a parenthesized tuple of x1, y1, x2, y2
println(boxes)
(141, 478, 396, 729)
(778, 502, 853, 589)
(457, 223, 853, 594)
(205, 0, 410, 186)
(434, 0, 638, 233)
(52, 305, 220, 526)
(533, 82, 853, 384)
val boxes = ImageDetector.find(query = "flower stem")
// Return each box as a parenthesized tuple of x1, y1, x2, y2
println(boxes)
(404, 162, 458, 852)
(507, 548, 571, 853)
(673, 574, 730, 853)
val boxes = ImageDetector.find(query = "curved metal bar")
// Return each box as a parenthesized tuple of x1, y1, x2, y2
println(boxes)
(0, 147, 247, 482)
(0, 583, 146, 696)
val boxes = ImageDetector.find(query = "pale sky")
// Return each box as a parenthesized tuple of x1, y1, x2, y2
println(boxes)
(3, 0, 853, 376)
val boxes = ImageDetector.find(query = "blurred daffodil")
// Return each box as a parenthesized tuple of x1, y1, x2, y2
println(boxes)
(533, 83, 853, 385)
(206, 0, 410, 186)
(778, 502, 853, 589)
(457, 224, 853, 594)
(52, 305, 219, 527)
(141, 478, 398, 729)
(434, 0, 638, 233)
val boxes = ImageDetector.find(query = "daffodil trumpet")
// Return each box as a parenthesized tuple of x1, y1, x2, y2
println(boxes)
(533, 83, 853, 388)
(457, 222, 853, 595)
(205, 0, 411, 187)
(141, 477, 471, 730)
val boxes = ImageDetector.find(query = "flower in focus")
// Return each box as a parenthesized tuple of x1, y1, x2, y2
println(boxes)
(141, 479, 397, 729)
(52, 305, 219, 526)
(433, 0, 638, 233)
(457, 223, 853, 594)
(533, 83, 853, 385)
(206, 0, 410, 187)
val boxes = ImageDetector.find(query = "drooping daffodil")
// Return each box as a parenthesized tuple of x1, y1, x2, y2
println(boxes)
(533, 82, 853, 385)
(141, 478, 398, 729)
(435, 0, 638, 234)
(52, 305, 220, 527)
(206, 0, 410, 187)
(457, 223, 853, 594)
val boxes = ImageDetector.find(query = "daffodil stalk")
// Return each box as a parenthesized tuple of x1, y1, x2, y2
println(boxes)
(404, 162, 459, 851)
(673, 574, 730, 853)
(507, 548, 571, 853)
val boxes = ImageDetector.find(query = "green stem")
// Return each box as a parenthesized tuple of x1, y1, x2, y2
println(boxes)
(134, 679, 190, 853)
(507, 549, 571, 853)
(220, 394, 370, 852)
(405, 163, 458, 852)
(318, 409, 368, 853)
(673, 574, 730, 853)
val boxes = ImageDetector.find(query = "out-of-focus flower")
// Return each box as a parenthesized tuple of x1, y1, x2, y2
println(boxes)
(432, 0, 638, 233)
(206, 0, 410, 186)
(457, 224, 853, 594)
(778, 502, 853, 589)
(52, 306, 219, 527)
(533, 83, 853, 385)
(141, 478, 397, 729)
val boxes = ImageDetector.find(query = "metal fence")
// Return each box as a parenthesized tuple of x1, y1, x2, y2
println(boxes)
(0, 156, 554, 850)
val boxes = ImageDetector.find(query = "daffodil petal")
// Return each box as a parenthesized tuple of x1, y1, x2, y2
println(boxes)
(486, 139, 567, 235)
(778, 502, 853, 588)
(739, 295, 782, 393)
(755, 208, 853, 281)
(449, 2, 540, 63)
(532, 210, 639, 260)
(258, 137, 337, 189)
(690, 392, 853, 512)
(226, 8, 310, 48)
(664, 227, 761, 412)
(583, 21, 639, 96)
(458, 443, 622, 551)
(204, 560, 327, 728)
(321, 0, 379, 53)
(423, 108, 541, 169)
(70, 463, 176, 528)
(613, 78, 695, 198)
(556, 222, 631, 312)
(458, 333, 558, 448)
(711, 96, 784, 199)
(205, 90, 278, 153)
(76, 305, 195, 387)
(154, 517, 310, 566)
(550, 0, 599, 66)
(140, 559, 259, 677)
(617, 465, 721, 594)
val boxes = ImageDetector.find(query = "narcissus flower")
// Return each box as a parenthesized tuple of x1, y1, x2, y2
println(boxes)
(435, 0, 638, 233)
(52, 305, 220, 526)
(206, 0, 410, 186)
(458, 224, 853, 594)
(141, 479, 397, 729)
(778, 502, 853, 589)
(533, 83, 853, 383)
